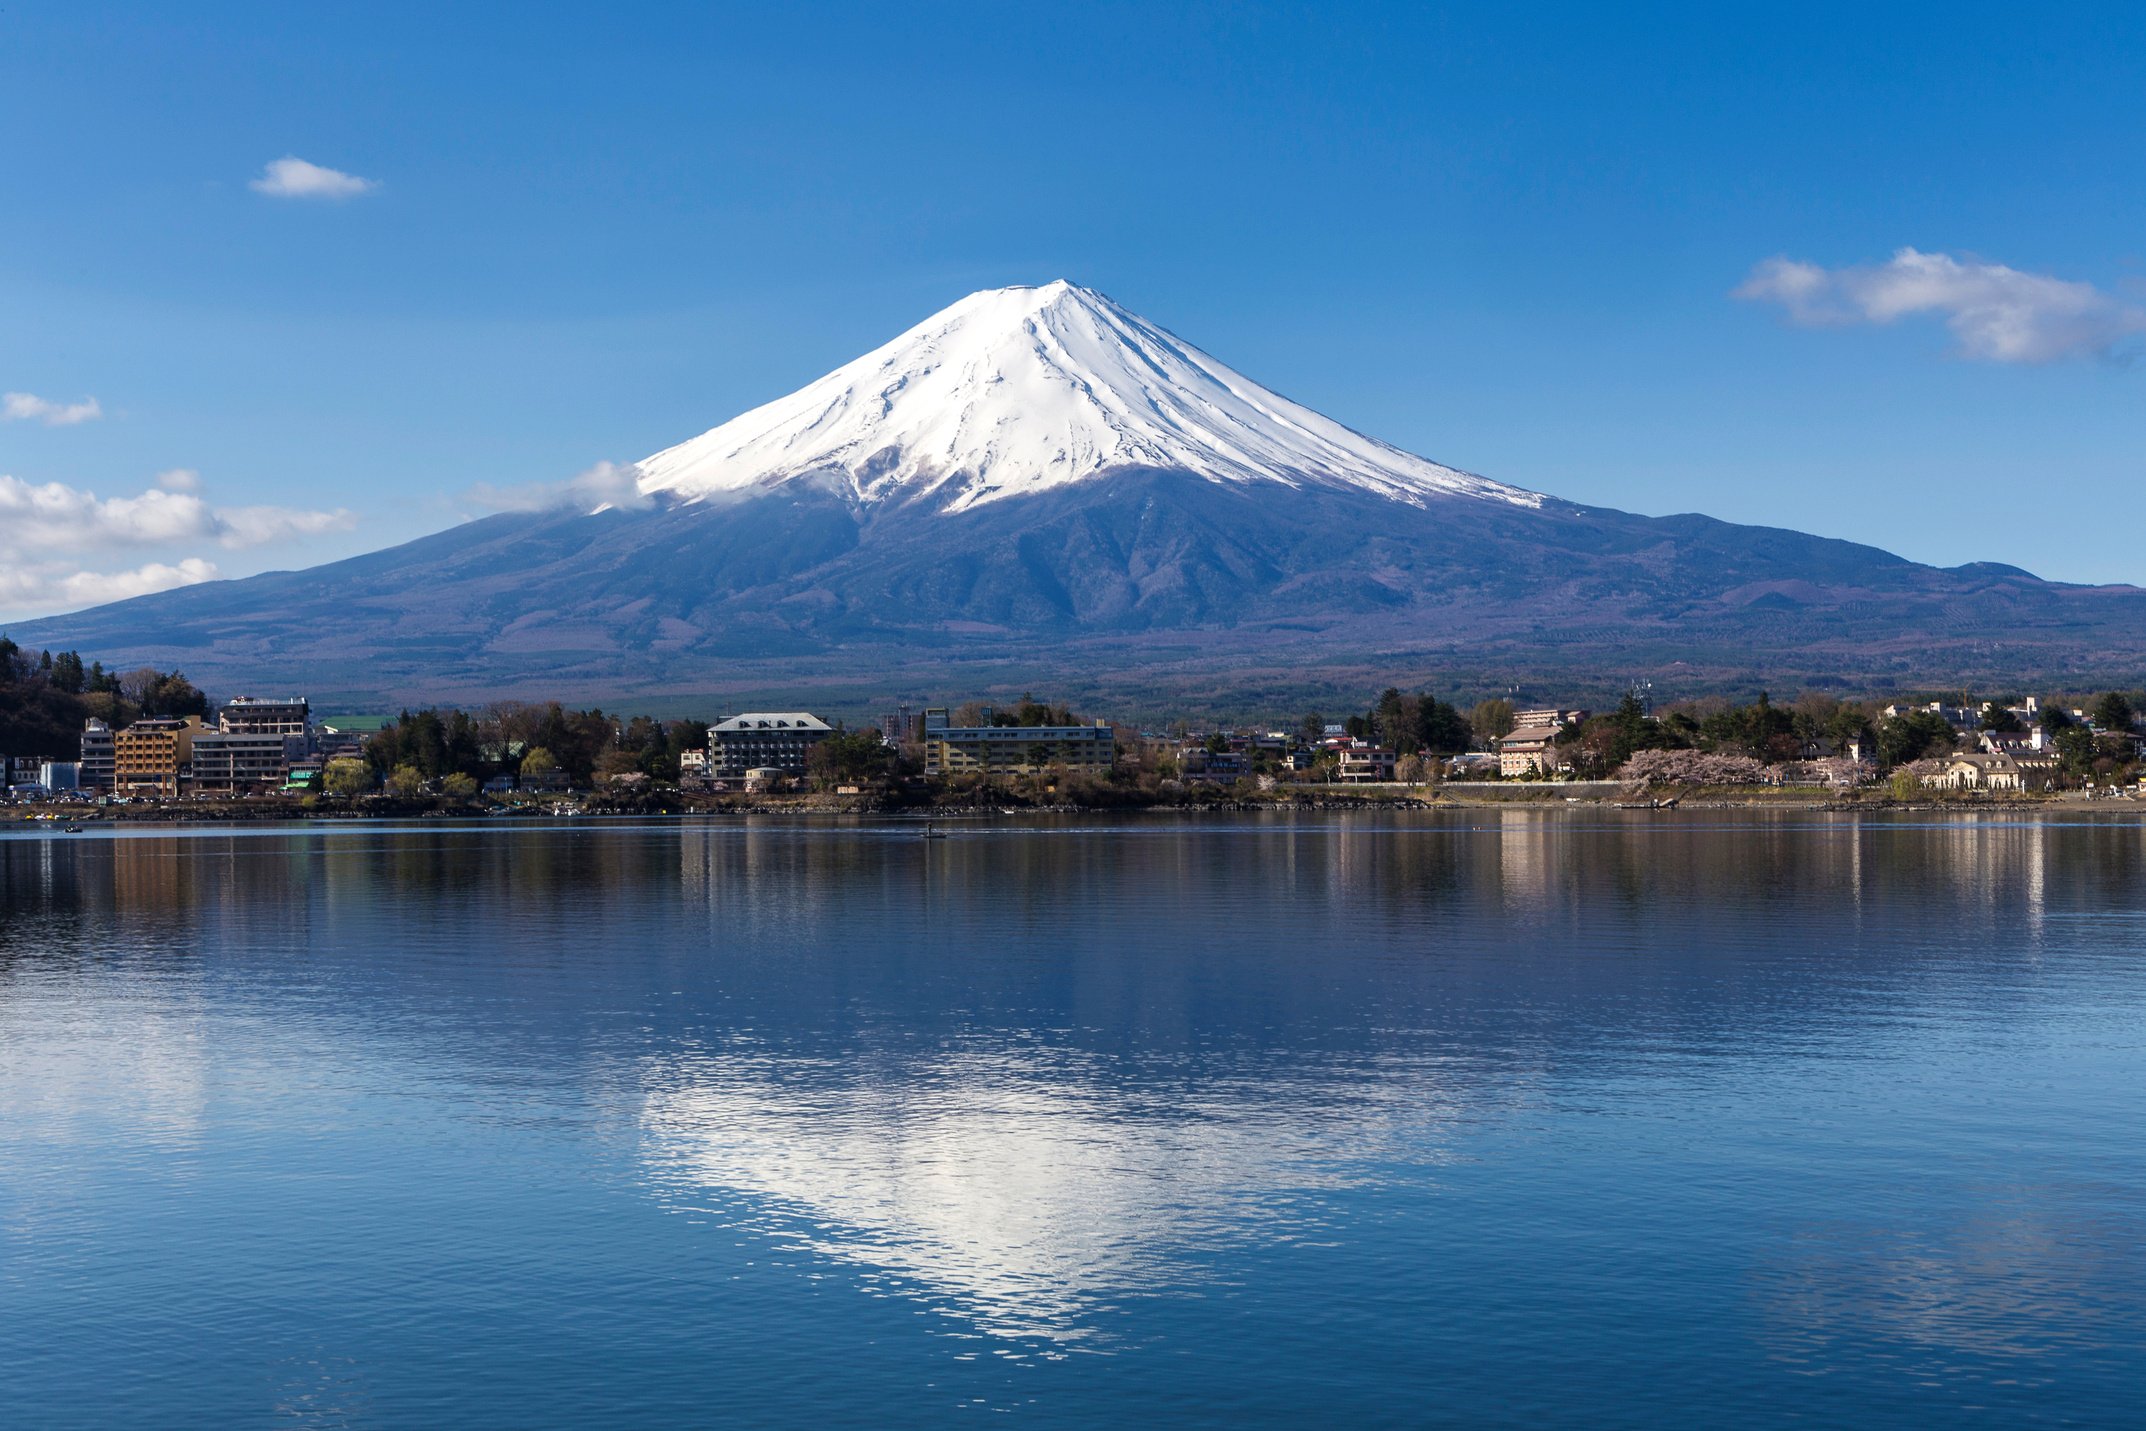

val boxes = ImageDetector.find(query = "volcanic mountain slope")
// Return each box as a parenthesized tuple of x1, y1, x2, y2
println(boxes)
(15, 282, 2146, 705)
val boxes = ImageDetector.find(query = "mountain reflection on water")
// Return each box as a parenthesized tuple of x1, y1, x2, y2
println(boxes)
(2, 812, 2143, 1428)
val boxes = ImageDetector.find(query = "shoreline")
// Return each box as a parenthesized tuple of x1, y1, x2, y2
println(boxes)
(9, 785, 2142, 825)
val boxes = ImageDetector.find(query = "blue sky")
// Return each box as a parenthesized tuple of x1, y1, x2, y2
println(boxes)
(5, 1, 2146, 619)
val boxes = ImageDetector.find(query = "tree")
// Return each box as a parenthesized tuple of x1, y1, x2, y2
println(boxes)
(1620, 749, 1770, 786)
(49, 651, 84, 694)
(1469, 699, 1515, 743)
(1411, 694, 1473, 755)
(120, 667, 208, 720)
(386, 764, 425, 799)
(1978, 701, 2024, 733)
(2054, 726, 2102, 778)
(1698, 690, 1798, 761)
(521, 747, 559, 779)
(323, 757, 372, 798)
(2090, 692, 2136, 732)
(1372, 688, 1409, 750)
(1876, 711, 1954, 768)
(442, 772, 479, 800)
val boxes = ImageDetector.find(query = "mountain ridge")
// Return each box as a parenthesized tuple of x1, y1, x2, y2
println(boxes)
(11, 283, 2145, 707)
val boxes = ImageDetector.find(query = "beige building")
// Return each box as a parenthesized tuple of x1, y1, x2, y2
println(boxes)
(1496, 725, 1565, 778)
(920, 709, 1115, 776)
(113, 717, 203, 798)
(1926, 753, 2025, 792)
(1331, 743, 1397, 782)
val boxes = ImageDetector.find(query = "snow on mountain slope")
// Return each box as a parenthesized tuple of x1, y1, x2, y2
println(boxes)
(634, 281, 1541, 513)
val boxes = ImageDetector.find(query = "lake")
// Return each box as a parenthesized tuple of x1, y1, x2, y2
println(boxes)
(3, 812, 2143, 1428)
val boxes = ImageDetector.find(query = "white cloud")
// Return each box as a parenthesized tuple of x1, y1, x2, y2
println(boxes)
(0, 468, 355, 620)
(1735, 248, 2146, 363)
(0, 558, 220, 621)
(3, 392, 103, 426)
(463, 460, 650, 514)
(0, 472, 353, 552)
(249, 155, 379, 200)
(214, 504, 357, 547)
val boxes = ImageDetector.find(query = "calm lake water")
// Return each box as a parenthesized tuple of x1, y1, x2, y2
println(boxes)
(3, 812, 2144, 1428)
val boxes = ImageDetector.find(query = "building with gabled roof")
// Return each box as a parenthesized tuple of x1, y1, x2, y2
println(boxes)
(709, 712, 835, 776)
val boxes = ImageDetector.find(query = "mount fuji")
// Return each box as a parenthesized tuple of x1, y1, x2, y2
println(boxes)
(15, 281, 2146, 706)
(632, 280, 1538, 514)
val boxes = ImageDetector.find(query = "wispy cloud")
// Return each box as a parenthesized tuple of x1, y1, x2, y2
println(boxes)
(3, 392, 103, 426)
(1735, 248, 2146, 364)
(463, 460, 650, 514)
(0, 558, 221, 619)
(215, 505, 356, 547)
(249, 155, 379, 200)
(154, 468, 201, 492)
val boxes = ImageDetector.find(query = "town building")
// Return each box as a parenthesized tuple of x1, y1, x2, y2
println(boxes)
(79, 719, 116, 791)
(1978, 728, 2047, 756)
(190, 730, 308, 793)
(218, 696, 310, 736)
(710, 713, 835, 776)
(878, 706, 916, 745)
(1332, 742, 1398, 782)
(314, 715, 391, 762)
(919, 708, 1116, 776)
(1175, 746, 1250, 784)
(39, 761, 81, 792)
(1883, 700, 1980, 730)
(1926, 753, 2025, 792)
(2, 756, 47, 794)
(113, 717, 203, 798)
(1496, 725, 1565, 778)
(182, 696, 314, 794)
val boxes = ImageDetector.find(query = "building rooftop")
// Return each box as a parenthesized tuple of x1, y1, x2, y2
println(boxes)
(712, 713, 834, 733)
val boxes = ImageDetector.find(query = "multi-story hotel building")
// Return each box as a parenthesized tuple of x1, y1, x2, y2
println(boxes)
(79, 718, 117, 791)
(113, 717, 203, 798)
(709, 713, 835, 777)
(189, 696, 313, 793)
(919, 709, 1116, 777)
(218, 696, 311, 736)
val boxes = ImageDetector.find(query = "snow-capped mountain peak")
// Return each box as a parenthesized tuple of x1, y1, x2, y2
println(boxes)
(633, 281, 1541, 513)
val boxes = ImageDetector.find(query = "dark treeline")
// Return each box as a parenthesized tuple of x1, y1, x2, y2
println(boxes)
(362, 705, 711, 786)
(1298, 688, 1475, 754)
(0, 637, 208, 757)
